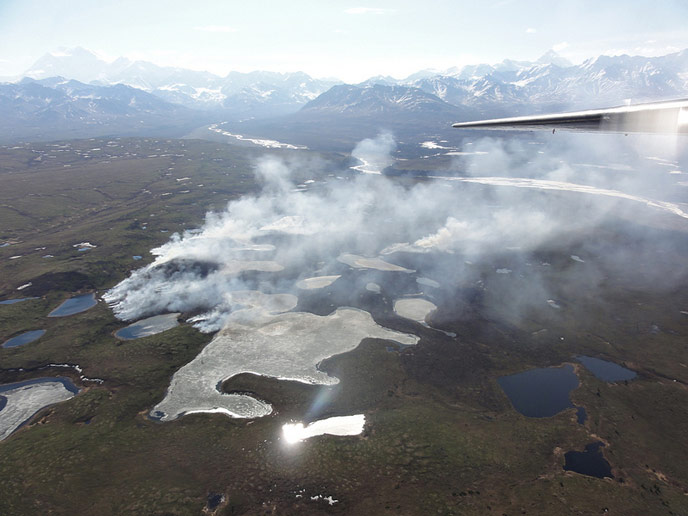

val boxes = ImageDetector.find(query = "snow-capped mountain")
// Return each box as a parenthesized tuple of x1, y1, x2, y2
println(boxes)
(23, 48, 340, 118)
(6, 46, 688, 145)
(0, 77, 209, 142)
(400, 50, 688, 115)
(301, 84, 464, 115)
(18, 47, 688, 121)
(230, 83, 479, 151)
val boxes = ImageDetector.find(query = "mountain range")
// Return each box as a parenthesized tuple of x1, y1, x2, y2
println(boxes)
(2, 46, 687, 144)
(21, 47, 339, 118)
(0, 77, 210, 142)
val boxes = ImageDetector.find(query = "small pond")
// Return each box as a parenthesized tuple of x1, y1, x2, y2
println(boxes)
(563, 441, 614, 479)
(115, 313, 180, 340)
(48, 293, 97, 317)
(498, 364, 579, 418)
(576, 355, 637, 383)
(2, 330, 46, 349)
(0, 297, 38, 305)
(206, 494, 224, 511)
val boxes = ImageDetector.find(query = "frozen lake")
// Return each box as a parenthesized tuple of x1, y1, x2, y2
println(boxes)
(151, 300, 418, 421)
(0, 377, 79, 441)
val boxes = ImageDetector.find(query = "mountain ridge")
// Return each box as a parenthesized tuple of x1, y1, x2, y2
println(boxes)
(16, 46, 688, 119)
(3, 47, 688, 145)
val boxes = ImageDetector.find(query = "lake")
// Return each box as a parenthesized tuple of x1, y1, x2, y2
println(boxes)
(2, 329, 46, 348)
(498, 364, 579, 418)
(563, 441, 614, 478)
(115, 313, 180, 340)
(576, 355, 637, 382)
(48, 293, 97, 317)
(0, 297, 38, 305)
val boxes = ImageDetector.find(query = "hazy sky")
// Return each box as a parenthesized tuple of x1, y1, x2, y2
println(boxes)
(1, 0, 687, 81)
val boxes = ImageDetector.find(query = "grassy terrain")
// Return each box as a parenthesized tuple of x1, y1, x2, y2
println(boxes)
(0, 139, 687, 515)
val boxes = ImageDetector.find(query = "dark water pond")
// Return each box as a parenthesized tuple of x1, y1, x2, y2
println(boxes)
(206, 493, 224, 510)
(564, 442, 614, 478)
(498, 364, 579, 418)
(576, 355, 637, 382)
(0, 395, 6, 411)
(576, 406, 587, 425)
(0, 297, 38, 305)
(115, 313, 180, 340)
(48, 293, 97, 317)
(2, 330, 46, 348)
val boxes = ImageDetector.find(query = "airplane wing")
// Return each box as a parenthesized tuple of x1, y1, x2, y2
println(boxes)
(452, 98, 688, 134)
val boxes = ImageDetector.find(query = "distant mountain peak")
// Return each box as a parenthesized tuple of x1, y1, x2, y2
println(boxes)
(49, 46, 99, 59)
(536, 49, 572, 68)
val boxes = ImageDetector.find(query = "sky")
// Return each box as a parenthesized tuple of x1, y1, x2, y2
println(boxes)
(1, 0, 688, 82)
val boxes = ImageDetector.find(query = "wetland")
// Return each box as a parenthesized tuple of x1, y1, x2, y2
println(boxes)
(0, 137, 687, 515)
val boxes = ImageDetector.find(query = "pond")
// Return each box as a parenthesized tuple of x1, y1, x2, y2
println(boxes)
(576, 355, 637, 382)
(498, 364, 579, 418)
(2, 330, 46, 348)
(0, 377, 79, 441)
(48, 293, 97, 317)
(115, 313, 180, 340)
(563, 441, 614, 479)
(0, 297, 39, 305)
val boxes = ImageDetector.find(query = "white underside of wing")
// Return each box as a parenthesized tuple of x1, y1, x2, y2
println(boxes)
(453, 98, 688, 133)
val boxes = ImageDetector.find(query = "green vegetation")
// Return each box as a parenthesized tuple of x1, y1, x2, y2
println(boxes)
(0, 140, 687, 515)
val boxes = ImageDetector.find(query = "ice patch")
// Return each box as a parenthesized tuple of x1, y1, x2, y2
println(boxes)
(296, 275, 341, 290)
(151, 305, 417, 420)
(393, 298, 437, 322)
(338, 253, 414, 272)
(365, 282, 381, 293)
(221, 260, 284, 275)
(0, 380, 77, 441)
(416, 277, 440, 288)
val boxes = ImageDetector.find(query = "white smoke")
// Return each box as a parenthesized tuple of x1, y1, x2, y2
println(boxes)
(350, 131, 396, 174)
(104, 131, 688, 333)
